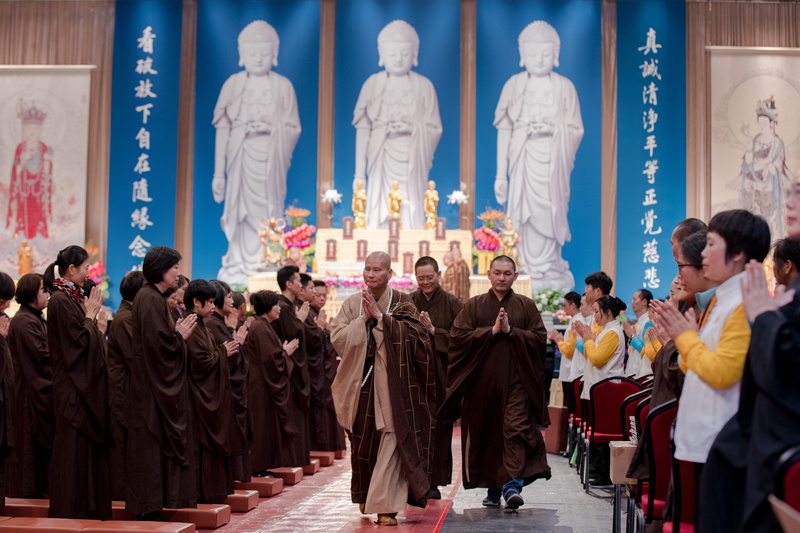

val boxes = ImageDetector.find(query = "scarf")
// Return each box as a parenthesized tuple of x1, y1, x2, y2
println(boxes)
(52, 278, 84, 305)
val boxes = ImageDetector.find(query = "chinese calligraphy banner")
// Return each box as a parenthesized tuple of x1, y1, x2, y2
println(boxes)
(193, 0, 320, 285)
(616, 0, 686, 306)
(476, 0, 602, 288)
(332, 0, 460, 231)
(0, 66, 92, 275)
(107, 0, 183, 307)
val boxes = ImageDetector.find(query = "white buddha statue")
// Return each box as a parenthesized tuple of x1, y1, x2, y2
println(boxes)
(212, 20, 301, 285)
(494, 21, 583, 289)
(353, 20, 443, 230)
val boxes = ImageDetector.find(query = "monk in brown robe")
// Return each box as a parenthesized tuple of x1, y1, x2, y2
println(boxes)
(184, 280, 243, 501)
(440, 255, 550, 509)
(106, 270, 145, 500)
(43, 246, 112, 519)
(295, 274, 327, 451)
(442, 250, 471, 303)
(126, 246, 198, 520)
(246, 290, 299, 474)
(6, 273, 52, 499)
(0, 272, 16, 512)
(311, 280, 346, 452)
(332, 252, 436, 526)
(410, 256, 463, 499)
(206, 280, 251, 483)
(274, 265, 311, 467)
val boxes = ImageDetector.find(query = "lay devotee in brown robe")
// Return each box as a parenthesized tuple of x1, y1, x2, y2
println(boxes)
(106, 270, 145, 500)
(442, 249, 471, 303)
(6, 273, 52, 499)
(410, 256, 463, 499)
(43, 246, 112, 519)
(246, 290, 299, 474)
(0, 273, 16, 512)
(126, 247, 198, 520)
(311, 280, 346, 452)
(295, 274, 327, 451)
(332, 252, 437, 527)
(440, 255, 550, 509)
(206, 280, 251, 483)
(184, 280, 243, 501)
(274, 265, 311, 467)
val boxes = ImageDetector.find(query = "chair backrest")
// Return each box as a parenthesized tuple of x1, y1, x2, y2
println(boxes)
(635, 374, 654, 384)
(774, 444, 800, 512)
(634, 396, 651, 440)
(644, 399, 679, 517)
(670, 447, 696, 525)
(620, 389, 652, 441)
(573, 378, 584, 422)
(564, 377, 577, 418)
(589, 376, 644, 439)
(640, 377, 655, 388)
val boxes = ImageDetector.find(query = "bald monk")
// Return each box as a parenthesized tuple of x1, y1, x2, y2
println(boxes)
(331, 252, 436, 526)
(440, 255, 550, 509)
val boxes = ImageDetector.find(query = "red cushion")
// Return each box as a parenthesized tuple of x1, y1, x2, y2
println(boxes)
(641, 494, 665, 519)
(586, 430, 623, 444)
(663, 522, 695, 533)
(784, 462, 800, 511)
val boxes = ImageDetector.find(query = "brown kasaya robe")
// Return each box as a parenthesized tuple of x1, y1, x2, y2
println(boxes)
(442, 260, 471, 304)
(6, 304, 53, 498)
(318, 314, 346, 452)
(107, 300, 134, 500)
(440, 289, 550, 490)
(126, 282, 196, 514)
(273, 295, 310, 467)
(185, 314, 234, 501)
(332, 288, 436, 512)
(245, 316, 295, 472)
(47, 289, 112, 519)
(206, 312, 250, 483)
(0, 324, 15, 511)
(411, 286, 463, 487)
(299, 302, 328, 451)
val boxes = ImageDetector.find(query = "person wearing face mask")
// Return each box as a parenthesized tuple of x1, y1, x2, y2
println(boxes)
(43, 246, 111, 519)
(410, 256, 463, 500)
(353, 20, 442, 230)
(212, 20, 301, 285)
(5, 273, 52, 500)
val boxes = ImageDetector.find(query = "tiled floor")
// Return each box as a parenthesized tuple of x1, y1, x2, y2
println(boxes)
(218, 435, 613, 533)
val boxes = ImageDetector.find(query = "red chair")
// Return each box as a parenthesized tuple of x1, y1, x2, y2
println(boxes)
(663, 446, 695, 533)
(583, 376, 643, 492)
(637, 400, 678, 529)
(635, 374, 654, 384)
(774, 444, 800, 511)
(620, 389, 652, 442)
(626, 397, 653, 533)
(564, 377, 581, 465)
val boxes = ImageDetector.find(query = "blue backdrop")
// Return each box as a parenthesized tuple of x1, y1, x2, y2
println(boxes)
(616, 0, 686, 309)
(332, 0, 461, 228)
(476, 0, 603, 290)
(107, 0, 183, 309)
(192, 0, 320, 281)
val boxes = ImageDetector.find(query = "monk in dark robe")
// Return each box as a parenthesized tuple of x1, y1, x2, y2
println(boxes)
(442, 249, 471, 303)
(5, 273, 52, 499)
(126, 247, 198, 520)
(440, 255, 550, 509)
(246, 290, 299, 474)
(274, 265, 311, 467)
(311, 280, 346, 452)
(106, 270, 145, 500)
(0, 272, 16, 512)
(43, 247, 112, 519)
(701, 260, 800, 533)
(206, 280, 251, 483)
(295, 274, 326, 451)
(410, 256, 463, 499)
(332, 252, 436, 527)
(184, 280, 241, 501)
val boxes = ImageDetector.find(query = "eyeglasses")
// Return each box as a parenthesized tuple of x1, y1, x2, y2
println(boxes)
(676, 263, 700, 271)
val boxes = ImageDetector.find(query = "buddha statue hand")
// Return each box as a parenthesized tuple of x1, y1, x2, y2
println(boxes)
(494, 176, 508, 205)
(212, 174, 226, 203)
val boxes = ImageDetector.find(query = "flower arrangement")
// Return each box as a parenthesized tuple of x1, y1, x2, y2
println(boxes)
(532, 287, 566, 313)
(477, 209, 506, 229)
(554, 308, 570, 325)
(84, 245, 111, 300)
(320, 274, 418, 292)
(284, 223, 316, 250)
(473, 226, 500, 252)
(284, 206, 311, 228)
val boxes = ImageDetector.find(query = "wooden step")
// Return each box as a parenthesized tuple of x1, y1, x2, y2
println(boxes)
(111, 501, 136, 521)
(0, 517, 99, 531)
(161, 504, 231, 530)
(334, 449, 346, 459)
(266, 467, 303, 485)
(83, 521, 196, 532)
(234, 477, 283, 498)
(301, 459, 321, 475)
(209, 490, 258, 512)
(4, 498, 49, 518)
(309, 451, 335, 466)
